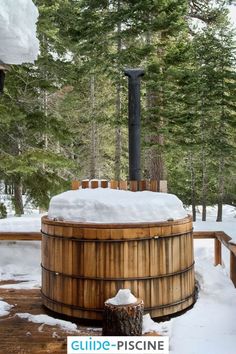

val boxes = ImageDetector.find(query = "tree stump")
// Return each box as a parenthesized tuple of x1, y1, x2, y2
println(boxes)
(102, 299, 144, 336)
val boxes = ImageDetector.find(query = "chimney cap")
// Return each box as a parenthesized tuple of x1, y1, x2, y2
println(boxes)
(124, 68, 145, 79)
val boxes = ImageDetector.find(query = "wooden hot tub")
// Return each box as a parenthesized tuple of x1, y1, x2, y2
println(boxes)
(41, 215, 195, 320)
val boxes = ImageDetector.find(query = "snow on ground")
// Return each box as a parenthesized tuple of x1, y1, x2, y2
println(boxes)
(0, 240, 41, 288)
(0, 214, 42, 232)
(16, 313, 78, 332)
(48, 188, 188, 223)
(167, 244, 236, 354)
(0, 0, 39, 64)
(0, 201, 235, 353)
(0, 209, 43, 287)
(192, 205, 236, 244)
(0, 298, 13, 317)
(143, 313, 163, 334)
(142, 219, 236, 354)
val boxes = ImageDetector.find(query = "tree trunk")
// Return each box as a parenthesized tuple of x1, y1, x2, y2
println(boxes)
(13, 176, 24, 216)
(42, 82, 48, 171)
(216, 65, 226, 222)
(216, 151, 225, 222)
(103, 299, 144, 336)
(149, 135, 166, 180)
(115, 87, 122, 180)
(114, 0, 122, 180)
(216, 201, 223, 222)
(189, 154, 196, 222)
(146, 33, 166, 181)
(201, 168, 207, 221)
(12, 139, 24, 216)
(200, 97, 207, 221)
(145, 86, 166, 180)
(90, 75, 97, 179)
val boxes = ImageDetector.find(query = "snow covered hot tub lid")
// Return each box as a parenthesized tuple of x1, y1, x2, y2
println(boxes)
(47, 188, 188, 223)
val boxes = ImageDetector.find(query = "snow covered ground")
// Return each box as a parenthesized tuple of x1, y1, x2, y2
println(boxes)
(0, 203, 235, 353)
(192, 204, 236, 244)
(167, 241, 236, 354)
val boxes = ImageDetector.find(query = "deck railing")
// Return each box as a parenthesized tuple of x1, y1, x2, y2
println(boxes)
(193, 231, 236, 287)
(0, 230, 235, 287)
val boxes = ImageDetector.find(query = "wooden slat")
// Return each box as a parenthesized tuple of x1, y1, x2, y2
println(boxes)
(101, 180, 108, 188)
(214, 238, 222, 266)
(216, 232, 236, 256)
(159, 180, 168, 193)
(138, 180, 147, 191)
(0, 232, 41, 241)
(82, 180, 89, 189)
(193, 231, 216, 239)
(195, 230, 236, 287)
(150, 180, 158, 192)
(110, 180, 118, 189)
(129, 180, 138, 192)
(71, 180, 80, 190)
(230, 251, 236, 287)
(230, 244, 236, 256)
(91, 180, 99, 189)
(119, 180, 128, 190)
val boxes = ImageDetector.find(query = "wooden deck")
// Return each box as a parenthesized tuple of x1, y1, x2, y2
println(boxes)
(0, 282, 101, 354)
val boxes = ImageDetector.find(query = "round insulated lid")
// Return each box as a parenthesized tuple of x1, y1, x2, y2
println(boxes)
(47, 188, 188, 223)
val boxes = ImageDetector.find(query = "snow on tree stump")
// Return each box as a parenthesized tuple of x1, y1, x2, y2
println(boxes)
(102, 290, 144, 336)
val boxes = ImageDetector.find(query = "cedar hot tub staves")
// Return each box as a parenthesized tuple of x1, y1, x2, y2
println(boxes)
(41, 215, 195, 320)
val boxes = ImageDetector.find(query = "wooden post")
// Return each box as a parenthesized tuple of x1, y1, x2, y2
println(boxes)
(82, 180, 89, 189)
(101, 180, 108, 188)
(138, 180, 147, 191)
(159, 180, 168, 193)
(119, 180, 128, 190)
(71, 180, 80, 190)
(91, 180, 99, 189)
(230, 251, 236, 287)
(150, 180, 158, 192)
(129, 180, 138, 192)
(214, 238, 222, 266)
(103, 299, 144, 336)
(110, 180, 118, 189)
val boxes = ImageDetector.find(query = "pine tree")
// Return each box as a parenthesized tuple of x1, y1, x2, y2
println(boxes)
(165, 1, 236, 219)
(0, 0, 78, 214)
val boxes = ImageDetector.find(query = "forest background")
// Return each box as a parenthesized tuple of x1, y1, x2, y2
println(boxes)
(0, 0, 235, 222)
